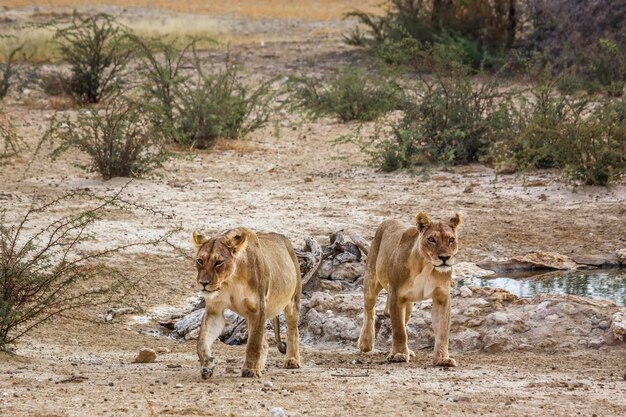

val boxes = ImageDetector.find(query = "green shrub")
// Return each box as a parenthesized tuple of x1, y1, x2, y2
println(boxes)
(0, 112, 23, 165)
(289, 66, 403, 122)
(134, 37, 274, 148)
(371, 53, 512, 170)
(345, 0, 515, 71)
(54, 13, 133, 104)
(0, 45, 25, 100)
(45, 96, 167, 179)
(0, 188, 174, 349)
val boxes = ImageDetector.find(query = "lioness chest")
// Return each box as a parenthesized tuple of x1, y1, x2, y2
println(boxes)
(397, 267, 440, 302)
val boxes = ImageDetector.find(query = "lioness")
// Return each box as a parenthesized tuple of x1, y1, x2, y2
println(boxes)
(192, 227, 301, 378)
(358, 212, 461, 367)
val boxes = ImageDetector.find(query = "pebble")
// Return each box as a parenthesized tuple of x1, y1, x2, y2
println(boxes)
(175, 383, 183, 389)
(270, 407, 286, 417)
(133, 348, 157, 364)
(263, 381, 273, 388)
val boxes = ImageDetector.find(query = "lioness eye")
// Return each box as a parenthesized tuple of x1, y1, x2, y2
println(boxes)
(196, 258, 204, 267)
(449, 237, 455, 243)
(428, 237, 436, 243)
(214, 260, 224, 269)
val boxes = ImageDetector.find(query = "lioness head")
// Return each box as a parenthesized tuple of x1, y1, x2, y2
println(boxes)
(415, 212, 461, 272)
(192, 228, 249, 294)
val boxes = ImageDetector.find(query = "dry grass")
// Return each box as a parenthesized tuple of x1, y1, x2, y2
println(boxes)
(3, 1, 382, 20)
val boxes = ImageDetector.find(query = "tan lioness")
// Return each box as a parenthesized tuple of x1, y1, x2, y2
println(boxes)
(358, 212, 461, 367)
(192, 227, 301, 378)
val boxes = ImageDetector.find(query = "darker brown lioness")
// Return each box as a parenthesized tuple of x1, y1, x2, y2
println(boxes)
(192, 227, 301, 378)
(358, 212, 461, 366)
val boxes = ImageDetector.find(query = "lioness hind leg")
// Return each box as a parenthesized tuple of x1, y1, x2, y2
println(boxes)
(283, 294, 301, 369)
(431, 287, 457, 367)
(197, 310, 226, 379)
(405, 302, 416, 358)
(358, 275, 382, 353)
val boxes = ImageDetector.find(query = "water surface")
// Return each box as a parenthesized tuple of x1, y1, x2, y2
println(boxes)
(457, 269, 626, 306)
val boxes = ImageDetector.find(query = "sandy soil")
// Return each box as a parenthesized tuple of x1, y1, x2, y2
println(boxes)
(1, 4, 625, 417)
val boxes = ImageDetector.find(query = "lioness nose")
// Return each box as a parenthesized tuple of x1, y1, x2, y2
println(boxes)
(439, 255, 450, 263)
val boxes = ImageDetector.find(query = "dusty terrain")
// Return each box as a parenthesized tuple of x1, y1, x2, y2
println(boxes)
(1, 3, 626, 417)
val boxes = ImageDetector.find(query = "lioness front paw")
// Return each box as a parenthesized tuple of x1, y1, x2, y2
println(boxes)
(408, 349, 416, 358)
(433, 357, 457, 367)
(241, 368, 262, 378)
(284, 358, 300, 369)
(386, 352, 410, 363)
(201, 366, 214, 379)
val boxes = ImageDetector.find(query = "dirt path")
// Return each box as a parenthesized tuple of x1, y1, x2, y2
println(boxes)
(1, 4, 625, 417)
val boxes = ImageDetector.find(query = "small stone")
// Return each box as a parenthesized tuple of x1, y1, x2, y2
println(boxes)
(459, 286, 473, 298)
(304, 177, 313, 183)
(263, 381, 273, 388)
(270, 407, 286, 417)
(175, 383, 183, 389)
(108, 382, 114, 387)
(156, 347, 171, 354)
(133, 348, 157, 364)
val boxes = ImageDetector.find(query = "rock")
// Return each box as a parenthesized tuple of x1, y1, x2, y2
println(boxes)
(617, 249, 626, 265)
(319, 280, 343, 292)
(263, 381, 273, 388)
(174, 309, 203, 336)
(573, 254, 620, 268)
(453, 262, 495, 279)
(478, 252, 578, 272)
(270, 407, 286, 417)
(322, 317, 359, 342)
(459, 286, 473, 298)
(175, 383, 183, 389)
(330, 262, 365, 281)
(185, 328, 200, 340)
(156, 347, 171, 354)
(486, 312, 510, 325)
(610, 311, 626, 341)
(133, 348, 157, 364)
(308, 292, 335, 312)
(483, 333, 510, 353)
(450, 328, 482, 351)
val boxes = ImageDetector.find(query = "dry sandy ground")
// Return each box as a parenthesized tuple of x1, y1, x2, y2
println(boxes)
(1, 4, 626, 417)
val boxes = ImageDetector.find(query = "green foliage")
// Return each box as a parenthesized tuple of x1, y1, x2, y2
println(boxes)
(345, 0, 514, 71)
(0, 187, 174, 349)
(0, 44, 25, 100)
(54, 13, 133, 104)
(0, 112, 24, 166)
(371, 54, 512, 170)
(45, 96, 167, 179)
(289, 66, 403, 122)
(134, 37, 275, 148)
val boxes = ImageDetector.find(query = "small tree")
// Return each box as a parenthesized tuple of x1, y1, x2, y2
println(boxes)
(0, 44, 25, 100)
(45, 96, 167, 180)
(54, 13, 133, 104)
(0, 187, 175, 349)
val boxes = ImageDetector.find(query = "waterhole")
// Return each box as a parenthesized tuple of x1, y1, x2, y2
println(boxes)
(457, 269, 626, 306)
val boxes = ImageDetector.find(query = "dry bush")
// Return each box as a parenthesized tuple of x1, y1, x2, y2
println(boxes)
(0, 186, 176, 349)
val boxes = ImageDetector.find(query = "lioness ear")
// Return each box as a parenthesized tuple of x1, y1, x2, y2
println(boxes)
(192, 231, 207, 250)
(223, 228, 248, 255)
(415, 211, 431, 233)
(449, 213, 462, 229)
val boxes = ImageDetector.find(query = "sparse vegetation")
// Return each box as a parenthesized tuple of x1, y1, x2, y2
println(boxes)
(0, 44, 25, 100)
(288, 66, 404, 122)
(54, 13, 133, 104)
(44, 96, 167, 179)
(135, 37, 276, 148)
(0, 112, 24, 166)
(0, 187, 174, 349)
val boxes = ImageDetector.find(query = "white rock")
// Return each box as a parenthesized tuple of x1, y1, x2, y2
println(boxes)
(610, 311, 626, 341)
(263, 381, 273, 388)
(487, 312, 510, 325)
(459, 286, 473, 298)
(270, 407, 286, 417)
